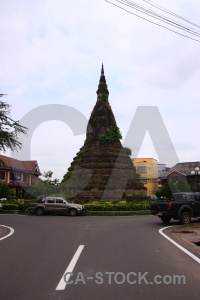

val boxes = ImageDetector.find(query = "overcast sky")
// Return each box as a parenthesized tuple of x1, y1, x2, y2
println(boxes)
(1, 0, 200, 181)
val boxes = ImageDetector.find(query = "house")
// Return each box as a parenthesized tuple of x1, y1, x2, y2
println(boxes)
(159, 162, 200, 192)
(132, 158, 158, 195)
(0, 154, 41, 197)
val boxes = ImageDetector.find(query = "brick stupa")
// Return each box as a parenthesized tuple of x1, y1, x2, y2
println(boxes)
(62, 65, 145, 202)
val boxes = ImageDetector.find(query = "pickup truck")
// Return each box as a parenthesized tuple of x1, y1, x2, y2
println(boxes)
(27, 197, 85, 216)
(151, 192, 200, 224)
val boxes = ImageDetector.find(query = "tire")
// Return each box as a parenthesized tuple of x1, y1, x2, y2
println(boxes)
(69, 208, 77, 216)
(160, 216, 171, 223)
(180, 211, 191, 224)
(36, 207, 45, 216)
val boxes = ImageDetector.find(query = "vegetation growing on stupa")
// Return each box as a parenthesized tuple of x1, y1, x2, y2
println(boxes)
(98, 123, 122, 143)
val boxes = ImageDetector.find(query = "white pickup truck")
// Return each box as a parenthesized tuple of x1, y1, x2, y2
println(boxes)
(27, 197, 85, 216)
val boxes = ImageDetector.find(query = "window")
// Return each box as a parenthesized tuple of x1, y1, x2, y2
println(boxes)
(173, 193, 187, 201)
(194, 194, 200, 201)
(137, 166, 147, 173)
(148, 178, 158, 183)
(31, 175, 36, 185)
(56, 199, 64, 204)
(140, 177, 147, 184)
(9, 172, 14, 181)
(47, 199, 55, 204)
(16, 174, 21, 181)
(0, 171, 5, 180)
(23, 175, 28, 183)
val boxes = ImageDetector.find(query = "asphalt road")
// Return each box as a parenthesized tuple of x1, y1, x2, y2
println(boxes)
(0, 214, 200, 300)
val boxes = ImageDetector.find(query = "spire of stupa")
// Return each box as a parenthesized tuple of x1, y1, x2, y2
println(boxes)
(96, 63, 109, 101)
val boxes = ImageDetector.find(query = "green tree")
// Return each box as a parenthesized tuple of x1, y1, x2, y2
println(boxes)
(28, 171, 60, 198)
(42, 170, 53, 184)
(0, 94, 27, 151)
(123, 147, 132, 156)
(156, 183, 172, 199)
(42, 170, 59, 185)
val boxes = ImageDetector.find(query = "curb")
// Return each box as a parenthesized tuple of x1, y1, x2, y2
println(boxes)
(0, 210, 151, 215)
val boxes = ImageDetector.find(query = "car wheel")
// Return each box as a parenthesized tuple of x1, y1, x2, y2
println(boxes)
(180, 211, 191, 224)
(36, 207, 45, 216)
(69, 209, 77, 216)
(160, 216, 171, 223)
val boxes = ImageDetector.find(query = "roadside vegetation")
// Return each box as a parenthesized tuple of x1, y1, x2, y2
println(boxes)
(0, 199, 151, 215)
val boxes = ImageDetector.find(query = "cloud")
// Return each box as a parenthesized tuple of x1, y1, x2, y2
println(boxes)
(0, 0, 200, 179)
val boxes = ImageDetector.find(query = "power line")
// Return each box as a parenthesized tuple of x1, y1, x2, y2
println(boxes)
(117, 0, 200, 37)
(141, 0, 200, 29)
(122, 0, 200, 33)
(105, 0, 200, 42)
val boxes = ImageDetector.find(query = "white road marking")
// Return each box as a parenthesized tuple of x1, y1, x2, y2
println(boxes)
(0, 225, 15, 241)
(159, 226, 200, 264)
(56, 245, 85, 290)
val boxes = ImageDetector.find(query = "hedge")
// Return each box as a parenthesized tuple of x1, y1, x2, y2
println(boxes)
(1, 200, 32, 211)
(1, 200, 151, 212)
(84, 201, 150, 211)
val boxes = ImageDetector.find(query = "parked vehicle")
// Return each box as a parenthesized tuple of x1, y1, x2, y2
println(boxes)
(151, 192, 200, 224)
(0, 198, 7, 201)
(27, 197, 85, 216)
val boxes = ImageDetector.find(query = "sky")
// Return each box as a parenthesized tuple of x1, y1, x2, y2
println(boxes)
(0, 0, 200, 181)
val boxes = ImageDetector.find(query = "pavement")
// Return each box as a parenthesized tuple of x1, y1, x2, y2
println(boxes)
(172, 223, 200, 255)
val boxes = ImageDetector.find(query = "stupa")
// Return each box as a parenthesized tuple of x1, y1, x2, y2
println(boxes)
(62, 65, 145, 202)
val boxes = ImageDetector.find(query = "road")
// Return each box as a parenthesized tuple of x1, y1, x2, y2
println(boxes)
(0, 214, 200, 300)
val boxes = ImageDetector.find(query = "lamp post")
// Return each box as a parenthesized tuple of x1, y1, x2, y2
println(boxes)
(191, 167, 200, 192)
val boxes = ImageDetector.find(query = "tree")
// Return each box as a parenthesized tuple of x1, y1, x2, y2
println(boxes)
(42, 170, 53, 184)
(155, 183, 172, 199)
(0, 94, 27, 151)
(42, 170, 59, 185)
(27, 171, 60, 198)
(123, 147, 132, 156)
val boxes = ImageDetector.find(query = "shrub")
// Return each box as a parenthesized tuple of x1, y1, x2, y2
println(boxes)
(1, 200, 32, 212)
(84, 201, 150, 211)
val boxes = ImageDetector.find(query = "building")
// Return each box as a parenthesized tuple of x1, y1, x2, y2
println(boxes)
(157, 163, 170, 188)
(132, 158, 158, 195)
(158, 163, 170, 175)
(160, 162, 200, 192)
(0, 154, 41, 197)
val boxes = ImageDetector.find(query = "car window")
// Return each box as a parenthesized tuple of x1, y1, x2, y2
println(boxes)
(194, 195, 200, 201)
(173, 194, 187, 201)
(56, 199, 64, 203)
(47, 199, 55, 204)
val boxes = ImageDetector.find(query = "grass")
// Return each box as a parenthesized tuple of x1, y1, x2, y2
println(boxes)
(174, 222, 200, 232)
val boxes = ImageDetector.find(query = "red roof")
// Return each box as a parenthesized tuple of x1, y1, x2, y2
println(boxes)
(0, 155, 41, 174)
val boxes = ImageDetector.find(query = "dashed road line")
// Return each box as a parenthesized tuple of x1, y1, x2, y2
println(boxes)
(56, 245, 85, 290)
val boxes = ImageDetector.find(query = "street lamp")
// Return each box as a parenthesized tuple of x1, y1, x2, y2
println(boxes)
(191, 167, 200, 192)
